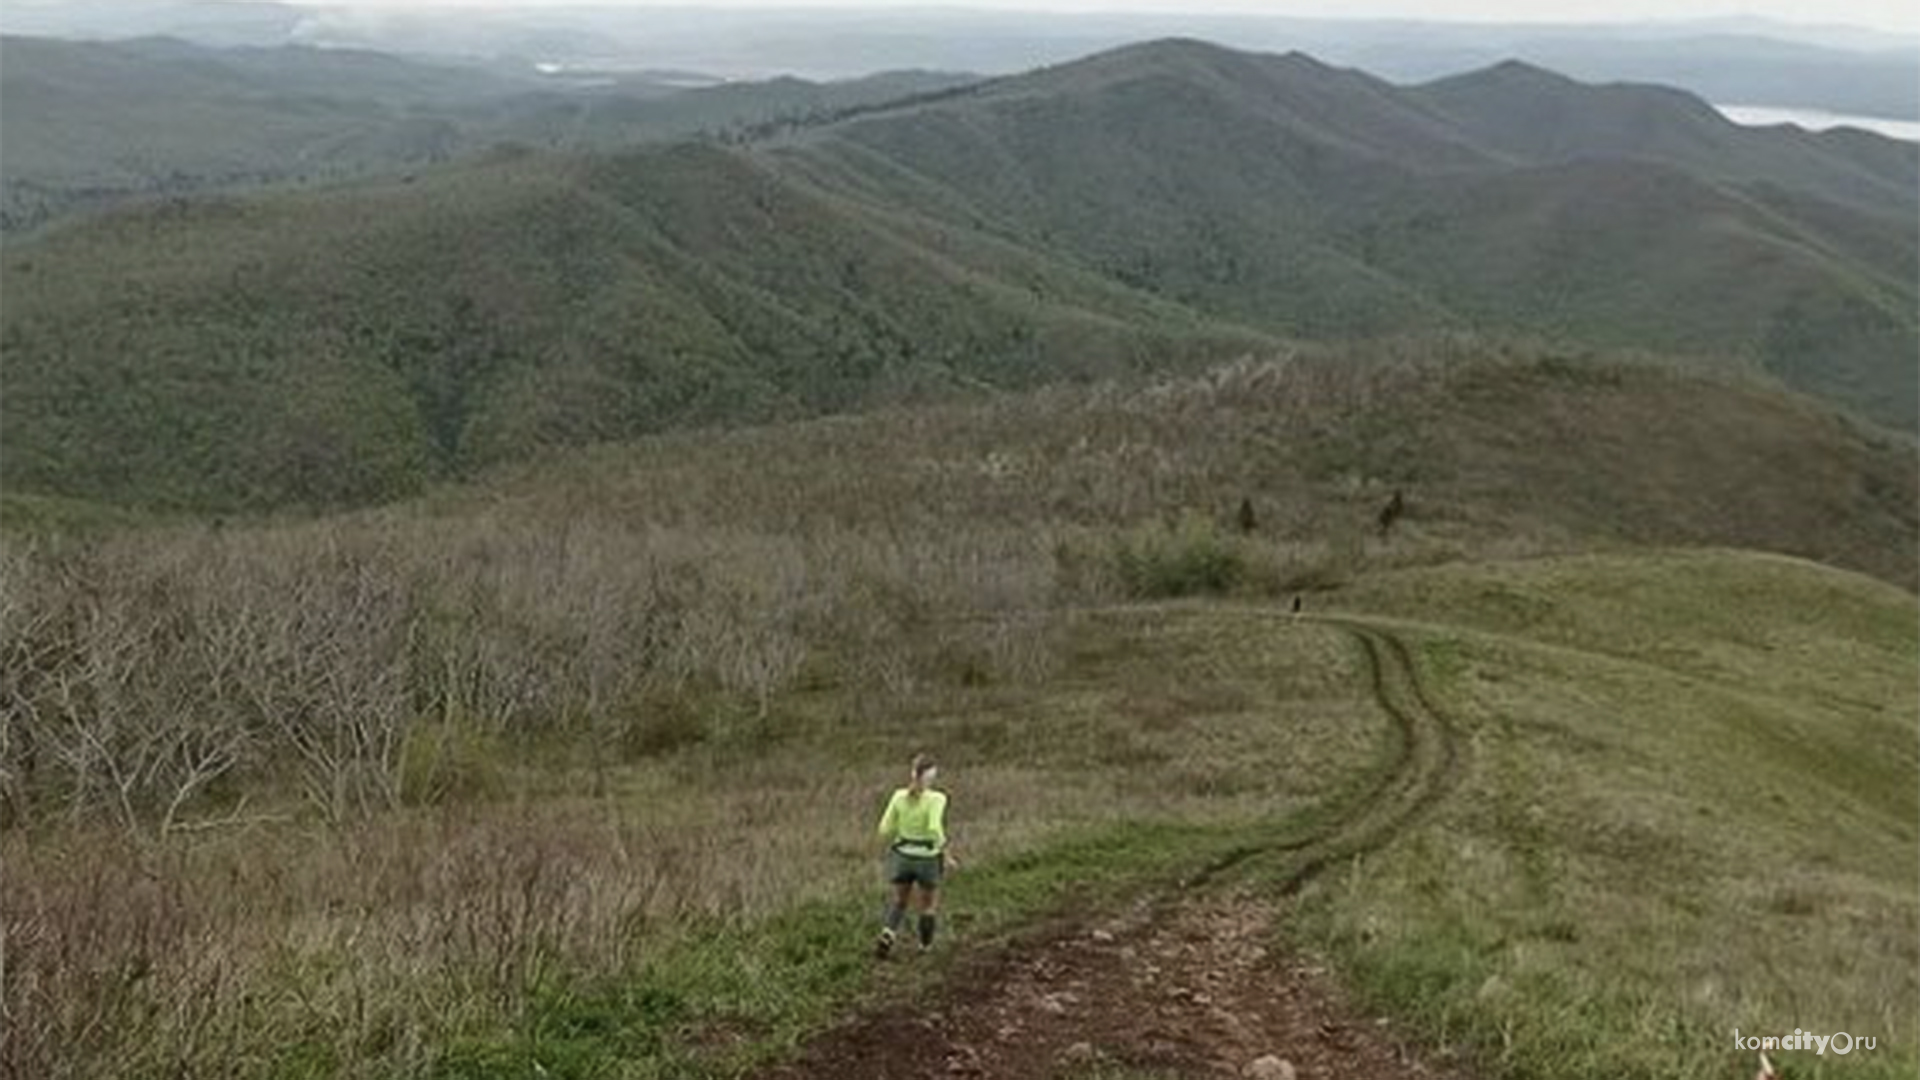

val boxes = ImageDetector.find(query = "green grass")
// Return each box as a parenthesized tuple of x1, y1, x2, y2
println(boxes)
(455, 348, 1918, 590)
(1111, 513, 1246, 598)
(1281, 551, 1918, 1078)
(342, 550, 1920, 1080)
(400, 603, 1417, 1080)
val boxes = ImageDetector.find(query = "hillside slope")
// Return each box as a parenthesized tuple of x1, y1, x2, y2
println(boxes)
(783, 40, 1917, 425)
(2, 39, 1914, 512)
(0, 144, 1265, 509)
(1314, 552, 1918, 1076)
(446, 347, 1918, 591)
(1412, 59, 1917, 211)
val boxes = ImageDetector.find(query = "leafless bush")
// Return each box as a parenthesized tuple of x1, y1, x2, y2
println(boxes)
(2, 543, 259, 836)
(0, 507, 1077, 834)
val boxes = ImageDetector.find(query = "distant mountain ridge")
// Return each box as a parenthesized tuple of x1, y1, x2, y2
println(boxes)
(1415, 59, 1915, 209)
(1, 38, 1913, 512)
(0, 33, 979, 233)
(782, 41, 1915, 419)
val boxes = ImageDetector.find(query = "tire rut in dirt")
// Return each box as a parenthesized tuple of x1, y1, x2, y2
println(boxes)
(1265, 619, 1464, 896)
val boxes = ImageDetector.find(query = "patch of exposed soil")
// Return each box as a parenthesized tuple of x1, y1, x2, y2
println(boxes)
(759, 895, 1471, 1080)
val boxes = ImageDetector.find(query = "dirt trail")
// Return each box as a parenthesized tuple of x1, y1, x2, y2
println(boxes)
(758, 617, 1469, 1080)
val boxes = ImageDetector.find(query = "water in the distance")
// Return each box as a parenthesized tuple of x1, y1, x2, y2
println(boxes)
(1715, 104, 1920, 142)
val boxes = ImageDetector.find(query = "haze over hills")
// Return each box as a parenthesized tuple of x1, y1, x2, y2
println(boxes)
(0, 34, 976, 233)
(7, 5, 1913, 233)
(4, 0, 1914, 118)
(788, 43, 1914, 349)
(2, 37, 1915, 514)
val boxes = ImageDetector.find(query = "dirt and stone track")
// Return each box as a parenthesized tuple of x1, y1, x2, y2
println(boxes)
(758, 615, 1473, 1080)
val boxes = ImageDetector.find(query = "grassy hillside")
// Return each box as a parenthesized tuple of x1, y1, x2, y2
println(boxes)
(7, 347, 1909, 824)
(3, 341, 1912, 1076)
(449, 347, 1916, 592)
(1305, 551, 1917, 1077)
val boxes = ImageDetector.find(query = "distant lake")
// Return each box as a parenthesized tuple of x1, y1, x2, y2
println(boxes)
(1715, 104, 1920, 142)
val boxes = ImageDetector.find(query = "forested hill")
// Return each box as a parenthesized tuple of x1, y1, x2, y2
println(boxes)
(2, 39, 1913, 512)
(781, 41, 1916, 423)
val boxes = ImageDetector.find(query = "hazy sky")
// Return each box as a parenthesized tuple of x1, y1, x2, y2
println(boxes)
(316, 0, 1918, 34)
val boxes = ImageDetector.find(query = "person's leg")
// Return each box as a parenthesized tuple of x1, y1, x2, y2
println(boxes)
(885, 881, 913, 931)
(877, 868, 912, 957)
(914, 866, 942, 949)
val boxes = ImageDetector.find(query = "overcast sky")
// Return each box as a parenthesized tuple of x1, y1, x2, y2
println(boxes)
(305, 0, 1918, 34)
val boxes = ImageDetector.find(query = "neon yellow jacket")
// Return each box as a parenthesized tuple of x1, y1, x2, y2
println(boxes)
(877, 788, 947, 857)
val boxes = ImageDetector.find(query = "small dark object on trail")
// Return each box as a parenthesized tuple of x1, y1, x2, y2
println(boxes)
(1237, 497, 1257, 534)
(1291, 595, 1303, 614)
(1377, 490, 1405, 539)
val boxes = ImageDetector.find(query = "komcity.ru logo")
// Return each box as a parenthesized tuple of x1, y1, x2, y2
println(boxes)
(1733, 1028, 1878, 1055)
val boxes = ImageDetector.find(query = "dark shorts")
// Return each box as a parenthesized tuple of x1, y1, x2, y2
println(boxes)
(886, 849, 943, 888)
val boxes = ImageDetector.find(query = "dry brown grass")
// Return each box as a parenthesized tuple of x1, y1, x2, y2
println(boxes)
(2, 608, 1372, 1079)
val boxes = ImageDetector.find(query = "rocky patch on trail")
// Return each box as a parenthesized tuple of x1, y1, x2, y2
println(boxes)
(757, 897, 1472, 1080)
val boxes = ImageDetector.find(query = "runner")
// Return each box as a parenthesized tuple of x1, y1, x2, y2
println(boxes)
(874, 753, 956, 958)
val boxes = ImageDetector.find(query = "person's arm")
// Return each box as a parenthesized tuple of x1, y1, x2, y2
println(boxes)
(876, 790, 900, 850)
(933, 793, 958, 869)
